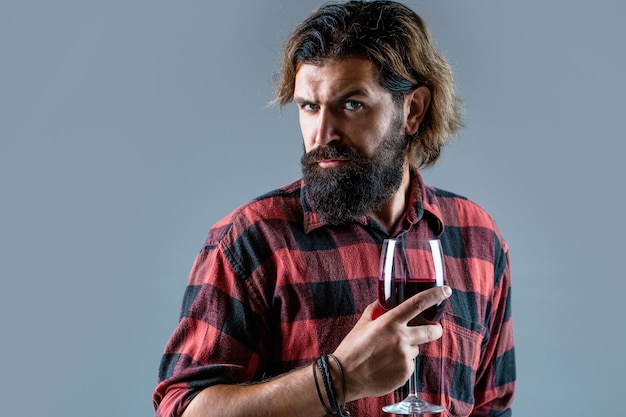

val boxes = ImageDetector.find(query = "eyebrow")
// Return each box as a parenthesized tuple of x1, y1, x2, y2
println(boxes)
(336, 88, 369, 102)
(294, 88, 370, 105)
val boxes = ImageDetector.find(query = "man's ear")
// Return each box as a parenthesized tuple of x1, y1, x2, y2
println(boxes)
(403, 86, 431, 135)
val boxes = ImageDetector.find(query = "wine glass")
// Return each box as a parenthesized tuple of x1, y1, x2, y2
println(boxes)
(378, 237, 446, 415)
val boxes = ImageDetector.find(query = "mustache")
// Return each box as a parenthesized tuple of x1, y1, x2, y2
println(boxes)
(301, 143, 363, 164)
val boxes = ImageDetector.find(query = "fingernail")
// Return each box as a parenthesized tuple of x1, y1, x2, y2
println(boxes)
(443, 286, 452, 297)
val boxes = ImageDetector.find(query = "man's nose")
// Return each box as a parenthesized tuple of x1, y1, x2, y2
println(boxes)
(314, 108, 341, 146)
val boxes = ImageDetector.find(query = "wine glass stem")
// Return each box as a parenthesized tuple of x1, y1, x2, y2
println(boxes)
(408, 357, 418, 397)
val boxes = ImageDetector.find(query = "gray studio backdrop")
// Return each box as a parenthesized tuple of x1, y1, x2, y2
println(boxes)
(1, 1, 624, 416)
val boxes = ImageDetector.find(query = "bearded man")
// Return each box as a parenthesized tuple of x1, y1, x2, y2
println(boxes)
(153, 2, 515, 417)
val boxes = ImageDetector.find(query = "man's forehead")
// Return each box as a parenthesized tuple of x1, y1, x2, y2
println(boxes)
(295, 57, 377, 76)
(294, 57, 383, 95)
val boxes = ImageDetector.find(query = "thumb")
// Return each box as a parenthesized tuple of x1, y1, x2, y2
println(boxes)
(360, 300, 379, 321)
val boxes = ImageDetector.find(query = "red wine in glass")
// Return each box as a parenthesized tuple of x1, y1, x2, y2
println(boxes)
(378, 279, 446, 325)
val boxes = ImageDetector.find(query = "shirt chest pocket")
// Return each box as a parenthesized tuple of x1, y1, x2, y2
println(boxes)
(438, 311, 486, 417)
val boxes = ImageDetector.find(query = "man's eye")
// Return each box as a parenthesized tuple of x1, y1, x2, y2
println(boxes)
(301, 103, 318, 111)
(344, 101, 362, 110)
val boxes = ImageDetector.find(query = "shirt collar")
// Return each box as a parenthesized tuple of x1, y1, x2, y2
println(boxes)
(301, 166, 444, 236)
(391, 167, 444, 238)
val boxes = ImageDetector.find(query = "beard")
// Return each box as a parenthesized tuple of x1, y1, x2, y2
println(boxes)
(301, 122, 407, 226)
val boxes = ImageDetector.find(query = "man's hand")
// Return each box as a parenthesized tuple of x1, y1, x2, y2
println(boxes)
(332, 285, 452, 401)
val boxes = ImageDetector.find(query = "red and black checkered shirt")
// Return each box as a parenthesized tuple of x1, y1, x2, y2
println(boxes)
(153, 168, 515, 417)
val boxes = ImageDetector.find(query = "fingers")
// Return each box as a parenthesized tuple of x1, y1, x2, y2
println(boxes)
(408, 322, 443, 346)
(385, 285, 451, 325)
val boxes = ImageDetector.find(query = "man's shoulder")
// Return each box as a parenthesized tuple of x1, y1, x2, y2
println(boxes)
(205, 178, 304, 247)
(424, 184, 469, 202)
(252, 178, 304, 206)
(423, 184, 498, 229)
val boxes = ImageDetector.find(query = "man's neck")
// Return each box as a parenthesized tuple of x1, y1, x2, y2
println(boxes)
(368, 163, 412, 232)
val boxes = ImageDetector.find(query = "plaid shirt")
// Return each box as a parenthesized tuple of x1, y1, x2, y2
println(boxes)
(153, 168, 515, 417)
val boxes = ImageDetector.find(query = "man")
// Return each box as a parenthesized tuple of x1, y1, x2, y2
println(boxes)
(153, 1, 515, 416)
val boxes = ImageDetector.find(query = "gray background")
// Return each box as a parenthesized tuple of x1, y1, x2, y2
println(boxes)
(1, 1, 624, 416)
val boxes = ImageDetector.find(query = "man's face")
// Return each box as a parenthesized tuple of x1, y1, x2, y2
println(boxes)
(294, 58, 408, 225)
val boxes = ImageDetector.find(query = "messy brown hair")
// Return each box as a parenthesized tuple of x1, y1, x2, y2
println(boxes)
(273, 0, 463, 167)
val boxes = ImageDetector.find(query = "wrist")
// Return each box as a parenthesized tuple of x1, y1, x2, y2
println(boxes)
(312, 355, 349, 416)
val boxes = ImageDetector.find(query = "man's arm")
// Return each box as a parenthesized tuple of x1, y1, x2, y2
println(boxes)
(471, 239, 516, 416)
(179, 287, 452, 417)
(182, 367, 323, 417)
